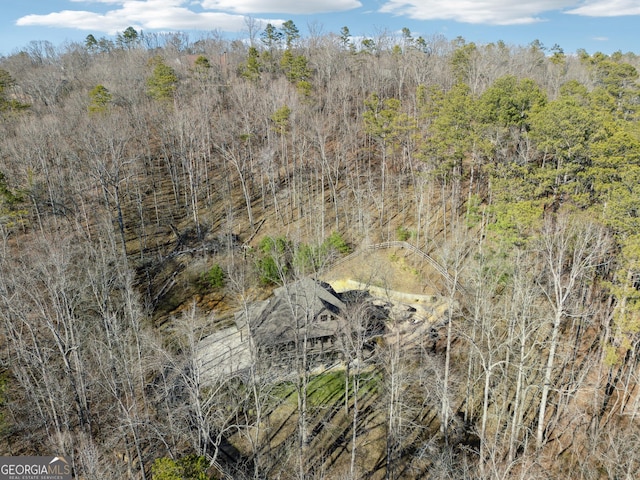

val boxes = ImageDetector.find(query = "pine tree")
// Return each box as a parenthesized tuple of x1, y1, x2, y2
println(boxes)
(146, 57, 178, 102)
(88, 84, 112, 114)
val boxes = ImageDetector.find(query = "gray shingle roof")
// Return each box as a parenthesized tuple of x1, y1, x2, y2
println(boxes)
(236, 278, 345, 347)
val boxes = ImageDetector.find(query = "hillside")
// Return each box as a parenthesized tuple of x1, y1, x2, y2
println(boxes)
(0, 26, 639, 479)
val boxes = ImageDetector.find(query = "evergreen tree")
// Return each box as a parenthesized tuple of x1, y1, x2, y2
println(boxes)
(146, 57, 178, 102)
(0, 69, 29, 113)
(339, 26, 354, 51)
(88, 84, 112, 114)
(282, 20, 300, 50)
(117, 26, 139, 49)
(529, 91, 597, 198)
(260, 23, 283, 72)
(85, 34, 98, 52)
(241, 46, 262, 81)
(479, 75, 546, 130)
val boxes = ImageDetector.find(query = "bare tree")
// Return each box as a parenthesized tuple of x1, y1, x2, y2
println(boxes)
(79, 112, 134, 257)
(436, 221, 468, 446)
(226, 260, 279, 479)
(535, 212, 610, 449)
(336, 297, 383, 479)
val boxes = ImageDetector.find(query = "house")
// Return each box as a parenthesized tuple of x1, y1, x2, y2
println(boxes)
(235, 278, 349, 360)
(198, 277, 437, 383)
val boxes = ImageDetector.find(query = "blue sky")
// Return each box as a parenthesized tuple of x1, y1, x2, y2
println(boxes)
(2, 1, 640, 57)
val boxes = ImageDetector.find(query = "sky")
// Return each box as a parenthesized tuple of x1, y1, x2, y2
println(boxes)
(2, 0, 640, 57)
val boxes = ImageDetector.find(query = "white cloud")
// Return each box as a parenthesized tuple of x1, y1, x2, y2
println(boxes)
(566, 0, 640, 16)
(200, 0, 361, 14)
(15, 0, 286, 34)
(379, 0, 576, 25)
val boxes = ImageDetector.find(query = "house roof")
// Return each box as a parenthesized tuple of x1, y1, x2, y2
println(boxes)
(236, 278, 346, 347)
(272, 277, 345, 316)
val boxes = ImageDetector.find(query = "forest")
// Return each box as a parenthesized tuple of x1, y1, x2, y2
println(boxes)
(0, 22, 640, 479)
